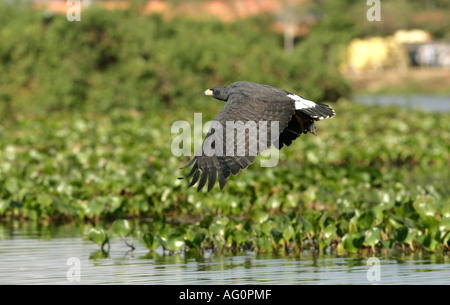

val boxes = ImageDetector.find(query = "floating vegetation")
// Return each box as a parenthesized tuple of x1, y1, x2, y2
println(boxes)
(0, 101, 449, 253)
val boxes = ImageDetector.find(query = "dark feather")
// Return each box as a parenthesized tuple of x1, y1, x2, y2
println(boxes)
(188, 169, 200, 188)
(207, 167, 217, 192)
(197, 169, 208, 192)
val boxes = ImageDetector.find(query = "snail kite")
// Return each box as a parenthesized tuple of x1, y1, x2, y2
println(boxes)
(180, 81, 335, 192)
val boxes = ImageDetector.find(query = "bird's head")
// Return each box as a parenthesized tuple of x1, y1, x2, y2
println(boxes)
(204, 86, 228, 101)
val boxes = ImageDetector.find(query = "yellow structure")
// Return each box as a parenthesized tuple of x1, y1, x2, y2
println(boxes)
(341, 30, 432, 74)
(341, 36, 409, 73)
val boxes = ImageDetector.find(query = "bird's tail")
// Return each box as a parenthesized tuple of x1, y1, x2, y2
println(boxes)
(298, 103, 335, 121)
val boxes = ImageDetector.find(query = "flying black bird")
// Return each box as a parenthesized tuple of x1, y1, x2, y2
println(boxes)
(179, 81, 335, 192)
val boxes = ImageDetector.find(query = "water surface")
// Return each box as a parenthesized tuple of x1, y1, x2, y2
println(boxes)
(353, 94, 450, 112)
(0, 224, 448, 285)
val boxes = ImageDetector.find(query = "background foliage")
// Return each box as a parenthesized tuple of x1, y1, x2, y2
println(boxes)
(0, 2, 356, 116)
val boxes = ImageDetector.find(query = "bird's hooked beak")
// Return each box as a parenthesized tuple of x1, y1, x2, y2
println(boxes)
(204, 89, 213, 96)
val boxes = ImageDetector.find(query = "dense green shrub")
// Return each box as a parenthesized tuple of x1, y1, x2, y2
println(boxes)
(0, 2, 356, 115)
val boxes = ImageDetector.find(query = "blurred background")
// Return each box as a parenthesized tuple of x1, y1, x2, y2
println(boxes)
(1, 0, 450, 115)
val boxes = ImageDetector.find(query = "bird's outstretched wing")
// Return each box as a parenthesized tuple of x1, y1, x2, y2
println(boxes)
(180, 93, 296, 192)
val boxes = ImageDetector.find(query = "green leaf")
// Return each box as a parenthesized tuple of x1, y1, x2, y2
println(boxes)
(413, 195, 436, 219)
(364, 227, 381, 247)
(256, 236, 273, 253)
(421, 215, 440, 234)
(282, 224, 295, 242)
(358, 211, 375, 230)
(297, 216, 314, 233)
(270, 228, 282, 244)
(0, 200, 10, 213)
(393, 226, 408, 243)
(111, 219, 133, 238)
(37, 194, 53, 207)
(4, 178, 19, 194)
(422, 233, 438, 252)
(212, 235, 224, 250)
(322, 224, 336, 246)
(166, 235, 185, 252)
(252, 208, 268, 224)
(441, 203, 450, 219)
(373, 203, 388, 221)
(192, 230, 206, 247)
(209, 223, 225, 237)
(439, 218, 450, 232)
(214, 216, 230, 226)
(88, 227, 108, 247)
(260, 220, 274, 236)
(137, 231, 159, 250)
(404, 228, 416, 247)
(234, 230, 247, 245)
(342, 232, 364, 253)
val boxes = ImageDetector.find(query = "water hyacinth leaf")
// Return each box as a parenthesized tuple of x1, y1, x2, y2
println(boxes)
(200, 215, 213, 228)
(4, 178, 19, 194)
(282, 224, 295, 242)
(381, 238, 394, 250)
(393, 226, 408, 243)
(270, 228, 282, 244)
(166, 235, 185, 252)
(0, 200, 10, 213)
(439, 218, 450, 232)
(365, 227, 381, 247)
(297, 216, 314, 233)
(257, 236, 273, 253)
(137, 231, 159, 250)
(413, 195, 437, 219)
(267, 196, 281, 209)
(441, 204, 450, 219)
(317, 212, 330, 230)
(358, 211, 375, 230)
(252, 208, 268, 224)
(191, 230, 206, 247)
(302, 185, 317, 203)
(421, 215, 440, 234)
(37, 194, 53, 207)
(214, 216, 230, 226)
(251, 224, 262, 237)
(209, 223, 225, 237)
(342, 232, 364, 253)
(155, 236, 167, 251)
(442, 232, 450, 249)
(422, 233, 438, 252)
(213, 236, 225, 250)
(260, 221, 274, 236)
(404, 228, 416, 247)
(88, 227, 108, 247)
(111, 219, 133, 237)
(234, 230, 247, 245)
(388, 215, 405, 229)
(373, 203, 387, 221)
(323, 224, 336, 246)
